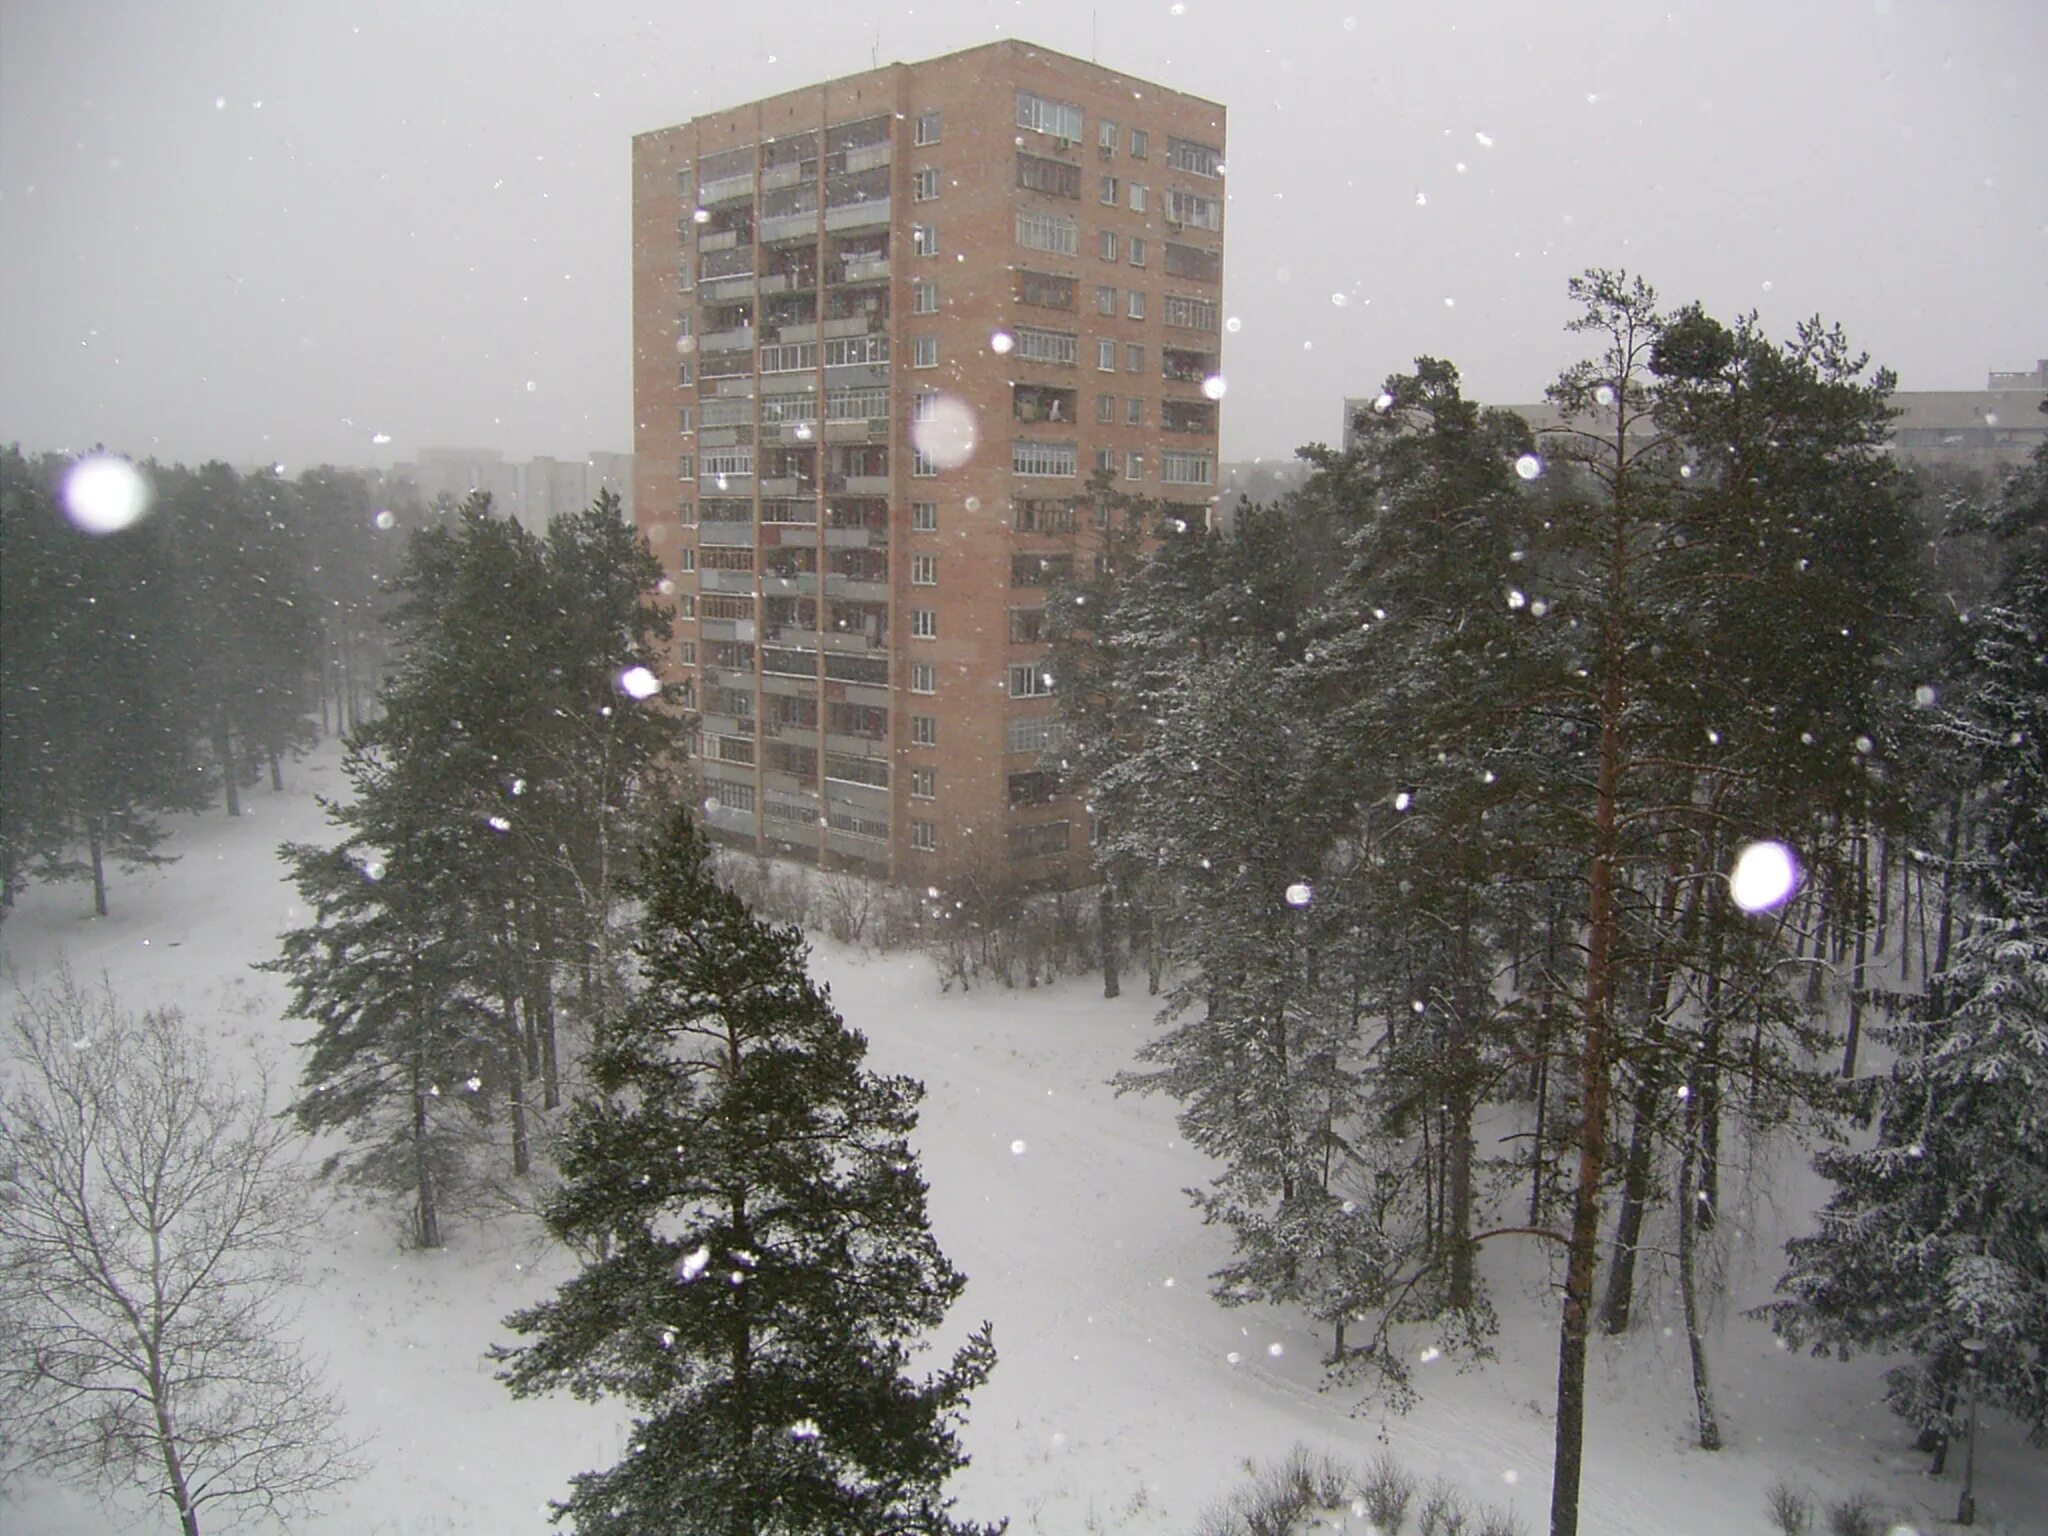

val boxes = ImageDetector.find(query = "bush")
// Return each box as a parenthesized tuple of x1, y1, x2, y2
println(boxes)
(1417, 1478, 1470, 1536)
(1475, 1506, 1525, 1536)
(1359, 1449, 1416, 1531)
(1189, 1445, 1354, 1536)
(1824, 1493, 1887, 1536)
(1765, 1479, 1813, 1536)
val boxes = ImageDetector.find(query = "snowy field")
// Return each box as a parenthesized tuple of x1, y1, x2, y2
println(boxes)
(3, 740, 2041, 1536)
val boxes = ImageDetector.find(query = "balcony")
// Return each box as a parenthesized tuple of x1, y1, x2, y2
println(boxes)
(699, 173, 755, 206)
(761, 212, 818, 246)
(698, 229, 742, 253)
(760, 160, 816, 192)
(824, 198, 890, 233)
(838, 256, 890, 284)
(701, 325, 756, 354)
(759, 476, 815, 499)
(825, 472, 891, 496)
(700, 568, 755, 594)
(822, 575, 888, 603)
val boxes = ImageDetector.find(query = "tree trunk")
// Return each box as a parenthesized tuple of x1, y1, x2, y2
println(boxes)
(88, 814, 109, 917)
(1932, 792, 1963, 981)
(1676, 1078, 1722, 1450)
(150, 1359, 204, 1536)
(268, 745, 283, 792)
(1599, 1066, 1661, 1334)
(213, 705, 241, 818)
(1099, 878, 1121, 999)
(413, 1057, 442, 1249)
(1549, 535, 1626, 1536)
(1840, 828, 1869, 1077)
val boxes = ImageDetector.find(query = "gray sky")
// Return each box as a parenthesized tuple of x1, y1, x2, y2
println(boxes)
(2, 0, 2042, 469)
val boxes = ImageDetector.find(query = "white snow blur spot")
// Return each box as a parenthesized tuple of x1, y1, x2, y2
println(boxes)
(465, 1075, 483, 1092)
(1729, 840, 1798, 913)
(1226, 1351, 1242, 1365)
(1225, 315, 1242, 333)
(1266, 1341, 1284, 1357)
(1515, 453, 1544, 480)
(375, 509, 397, 530)
(1419, 1346, 1441, 1363)
(911, 394, 979, 470)
(1761, 279, 1774, 293)
(793, 421, 812, 441)
(1331, 292, 1349, 307)
(1475, 130, 1494, 147)
(525, 380, 537, 393)
(1507, 589, 1528, 610)
(1855, 735, 1874, 755)
(1502, 1469, 1519, 1485)
(487, 815, 512, 833)
(371, 431, 392, 445)
(1163, 1276, 1176, 1288)
(789, 1418, 821, 1441)
(1593, 383, 1616, 407)
(1393, 791, 1412, 811)
(676, 334, 698, 355)
(62, 455, 153, 534)
(1372, 392, 1395, 414)
(1414, 191, 1428, 206)
(358, 857, 385, 881)
(964, 495, 981, 512)
(1284, 881, 1314, 909)
(989, 329, 1015, 355)
(679, 1245, 711, 1282)
(1913, 684, 1938, 709)
(1202, 374, 1228, 401)
(618, 666, 661, 700)
(1010, 1139, 1028, 1156)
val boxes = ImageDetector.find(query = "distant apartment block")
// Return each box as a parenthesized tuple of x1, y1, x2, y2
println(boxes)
(633, 40, 1226, 881)
(1342, 360, 2047, 471)
(392, 448, 635, 531)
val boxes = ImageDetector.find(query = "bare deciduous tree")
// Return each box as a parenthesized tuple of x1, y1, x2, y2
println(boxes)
(0, 970, 359, 1534)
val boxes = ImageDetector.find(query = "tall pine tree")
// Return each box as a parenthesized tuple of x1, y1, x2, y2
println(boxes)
(499, 808, 1000, 1536)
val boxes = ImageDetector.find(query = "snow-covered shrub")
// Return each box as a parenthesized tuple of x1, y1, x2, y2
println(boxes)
(1764, 1479, 1813, 1535)
(1823, 1492, 1886, 1536)
(1416, 1477, 1469, 1536)
(1358, 1449, 1416, 1531)
(1474, 1505, 1525, 1536)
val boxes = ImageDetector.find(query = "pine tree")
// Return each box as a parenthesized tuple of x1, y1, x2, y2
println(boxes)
(499, 809, 1000, 1536)
(1768, 445, 2048, 1454)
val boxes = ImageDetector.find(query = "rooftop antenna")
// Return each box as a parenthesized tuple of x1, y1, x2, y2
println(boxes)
(1092, 10, 1098, 61)
(872, 28, 880, 69)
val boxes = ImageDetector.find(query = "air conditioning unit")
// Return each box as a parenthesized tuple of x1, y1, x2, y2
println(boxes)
(1053, 136, 1074, 152)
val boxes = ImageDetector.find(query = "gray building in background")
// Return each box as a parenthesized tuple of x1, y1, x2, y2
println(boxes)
(391, 448, 634, 531)
(1341, 361, 2047, 473)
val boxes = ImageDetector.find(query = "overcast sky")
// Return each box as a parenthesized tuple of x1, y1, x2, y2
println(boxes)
(2, 0, 2041, 470)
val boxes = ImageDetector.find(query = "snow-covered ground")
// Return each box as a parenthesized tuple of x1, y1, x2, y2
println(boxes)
(3, 741, 2041, 1535)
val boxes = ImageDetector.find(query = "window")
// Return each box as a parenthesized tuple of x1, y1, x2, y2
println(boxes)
(1127, 396, 1144, 425)
(911, 447, 937, 477)
(1126, 450, 1145, 480)
(677, 500, 697, 525)
(1162, 451, 1214, 485)
(1164, 241, 1222, 283)
(1008, 664, 1055, 699)
(1009, 771, 1058, 808)
(678, 360, 695, 384)
(678, 406, 694, 433)
(1015, 269, 1076, 310)
(1167, 135, 1223, 177)
(1098, 339, 1116, 371)
(1128, 183, 1147, 213)
(1015, 209, 1079, 255)
(913, 278, 939, 314)
(1128, 236, 1147, 267)
(678, 453, 695, 478)
(1096, 392, 1115, 423)
(1096, 285, 1117, 316)
(915, 110, 941, 146)
(912, 714, 938, 747)
(913, 335, 938, 368)
(702, 449, 755, 478)
(1013, 440, 1078, 477)
(1014, 498, 1076, 534)
(912, 500, 938, 531)
(1094, 448, 1117, 478)
(1011, 552, 1074, 586)
(910, 661, 936, 693)
(1009, 606, 1046, 643)
(1099, 174, 1119, 205)
(1008, 714, 1066, 754)
(912, 607, 937, 639)
(1126, 343, 1144, 374)
(1164, 292, 1220, 332)
(676, 546, 697, 572)
(913, 166, 938, 201)
(911, 769, 935, 800)
(1127, 290, 1145, 320)
(675, 593, 697, 619)
(1130, 127, 1149, 158)
(1016, 90, 1083, 141)
(911, 818, 937, 849)
(913, 223, 938, 256)
(1008, 821, 1071, 861)
(708, 779, 756, 814)
(1017, 152, 1082, 199)
(1098, 229, 1118, 261)
(1014, 325, 1078, 365)
(677, 639, 697, 665)
(1098, 118, 1118, 152)
(1168, 188, 1223, 231)
(911, 553, 937, 585)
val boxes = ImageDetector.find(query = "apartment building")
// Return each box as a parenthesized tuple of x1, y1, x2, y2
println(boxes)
(632, 40, 1226, 882)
